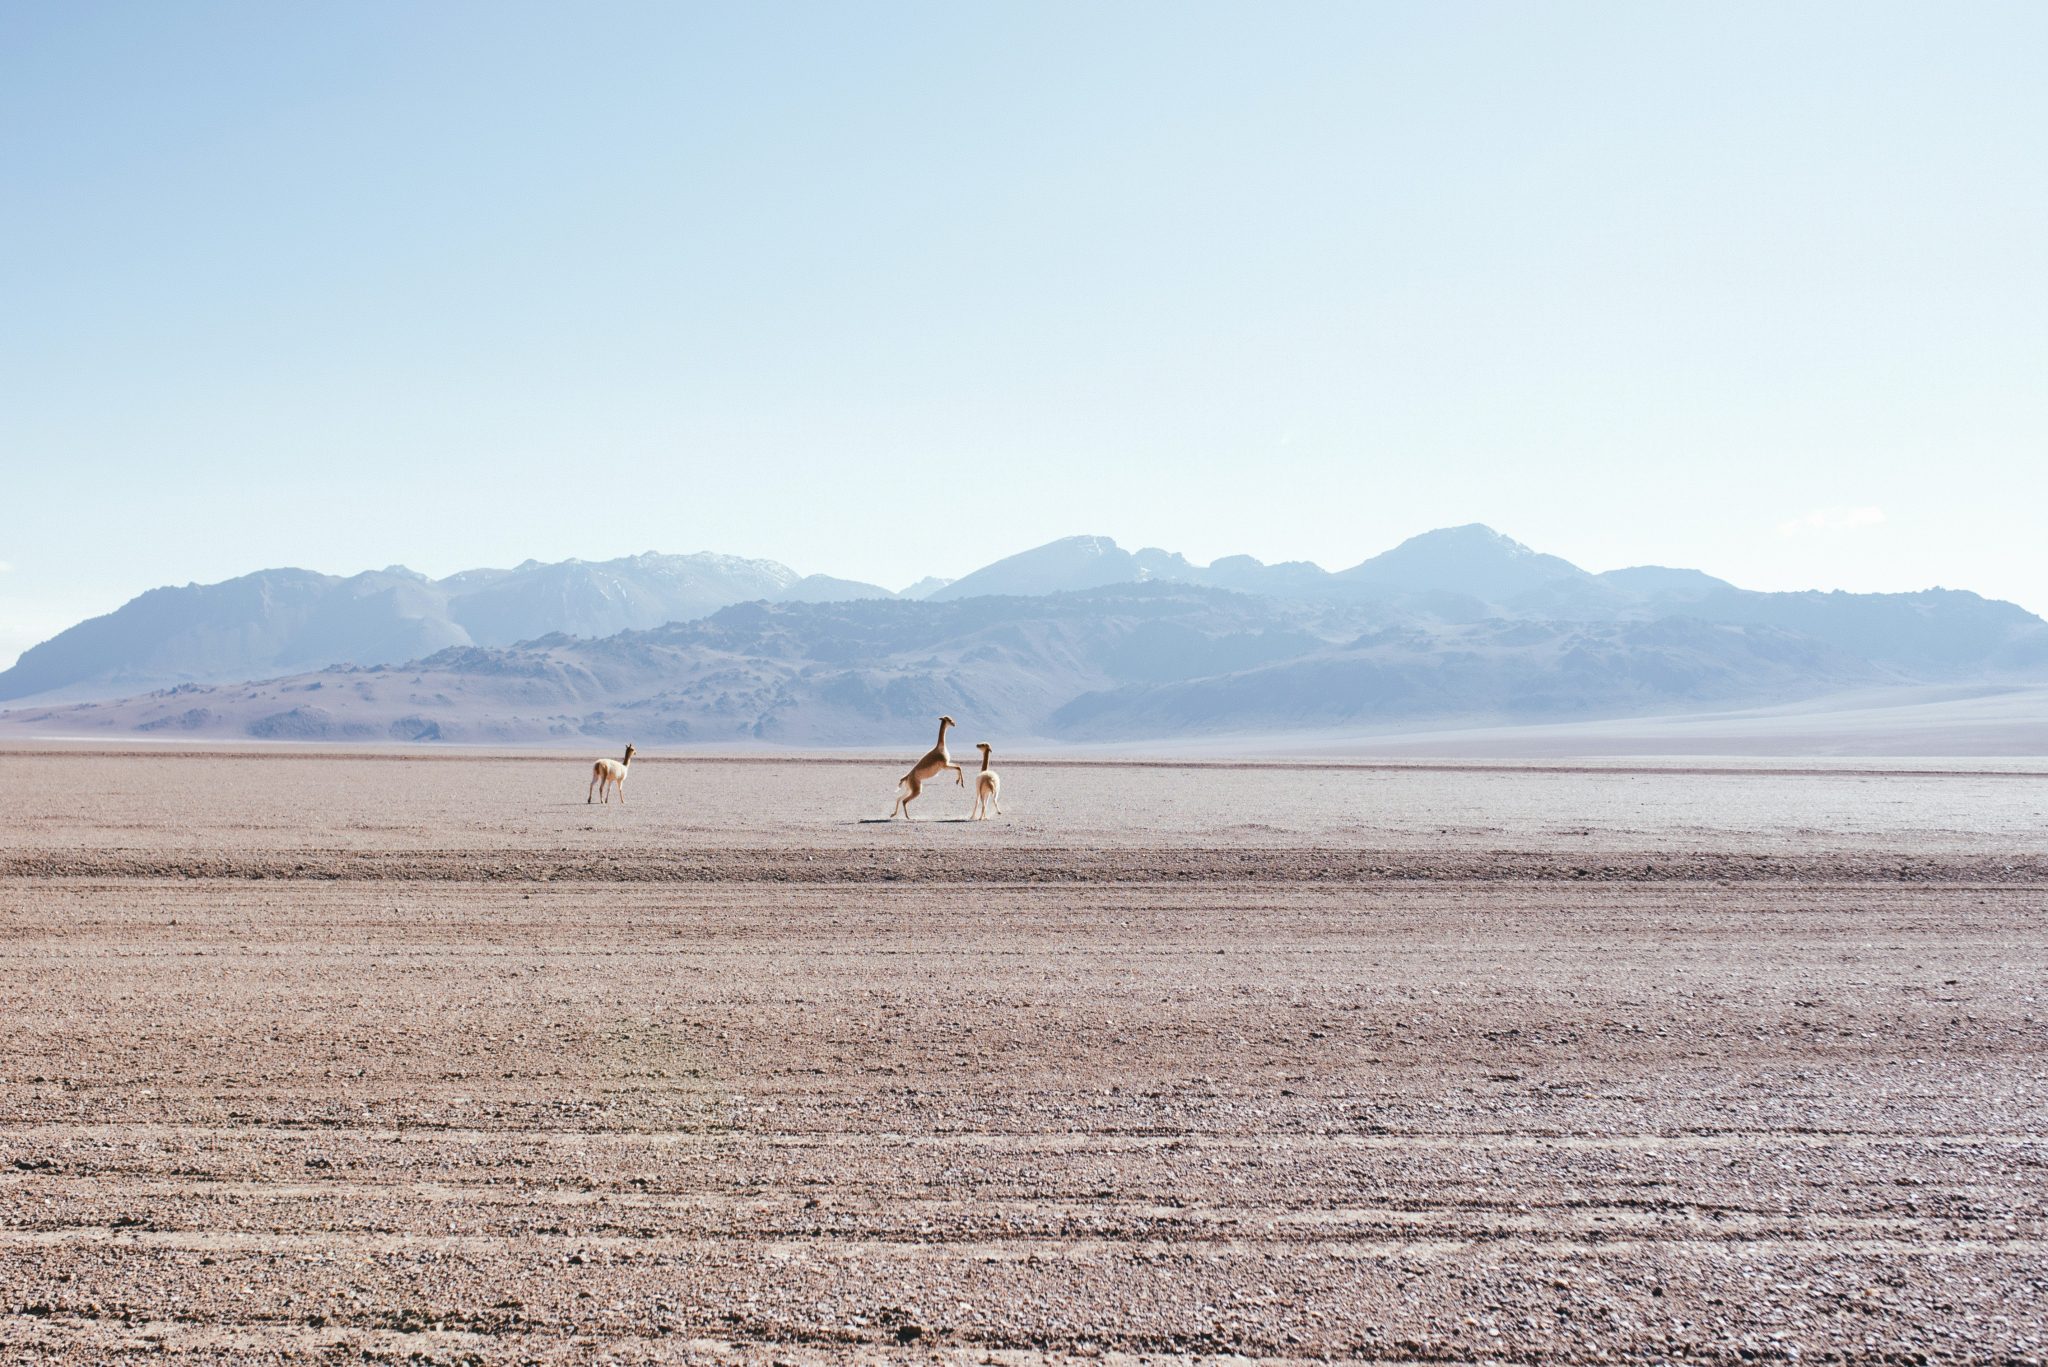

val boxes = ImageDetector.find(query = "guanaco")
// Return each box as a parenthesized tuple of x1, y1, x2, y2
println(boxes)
(889, 715, 963, 819)
(588, 743, 636, 804)
(970, 742, 1001, 820)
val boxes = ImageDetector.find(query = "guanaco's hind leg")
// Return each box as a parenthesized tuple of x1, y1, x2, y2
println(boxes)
(898, 776, 922, 819)
(588, 767, 600, 803)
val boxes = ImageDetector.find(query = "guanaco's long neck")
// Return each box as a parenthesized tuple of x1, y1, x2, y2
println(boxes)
(934, 719, 951, 748)
(619, 749, 632, 768)
(979, 750, 990, 773)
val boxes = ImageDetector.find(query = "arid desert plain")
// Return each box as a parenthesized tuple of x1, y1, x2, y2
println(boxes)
(2, 746, 2045, 1365)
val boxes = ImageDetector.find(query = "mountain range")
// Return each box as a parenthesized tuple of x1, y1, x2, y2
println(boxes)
(4, 525, 2044, 744)
(0, 552, 907, 703)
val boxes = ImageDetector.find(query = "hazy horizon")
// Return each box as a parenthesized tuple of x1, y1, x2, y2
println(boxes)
(5, 2, 2045, 668)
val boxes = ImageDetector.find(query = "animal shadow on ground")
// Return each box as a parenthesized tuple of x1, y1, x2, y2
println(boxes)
(857, 817, 974, 825)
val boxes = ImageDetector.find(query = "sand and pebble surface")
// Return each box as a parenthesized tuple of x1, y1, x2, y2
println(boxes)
(2, 747, 2045, 1364)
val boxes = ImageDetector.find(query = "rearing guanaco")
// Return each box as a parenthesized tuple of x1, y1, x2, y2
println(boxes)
(588, 743, 635, 804)
(970, 742, 1001, 820)
(888, 715, 963, 819)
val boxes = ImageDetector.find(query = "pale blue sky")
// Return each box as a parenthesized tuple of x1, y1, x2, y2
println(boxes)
(3, 1, 2044, 666)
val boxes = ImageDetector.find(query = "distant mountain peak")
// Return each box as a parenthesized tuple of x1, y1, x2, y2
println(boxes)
(1339, 524, 1589, 599)
(1057, 534, 1123, 555)
(1394, 523, 1533, 553)
(928, 535, 1142, 601)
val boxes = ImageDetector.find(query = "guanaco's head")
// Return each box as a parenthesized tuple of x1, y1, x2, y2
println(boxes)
(623, 743, 637, 761)
(976, 742, 992, 754)
(939, 714, 957, 729)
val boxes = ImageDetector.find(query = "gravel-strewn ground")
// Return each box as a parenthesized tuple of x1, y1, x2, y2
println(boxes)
(2, 749, 2044, 1364)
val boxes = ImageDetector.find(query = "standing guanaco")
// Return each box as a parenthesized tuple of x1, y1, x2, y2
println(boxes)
(970, 742, 1001, 820)
(588, 743, 635, 804)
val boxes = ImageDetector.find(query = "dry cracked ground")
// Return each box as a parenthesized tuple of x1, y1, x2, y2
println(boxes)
(1, 747, 2045, 1365)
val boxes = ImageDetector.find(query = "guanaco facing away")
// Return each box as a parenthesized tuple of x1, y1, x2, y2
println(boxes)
(588, 743, 636, 804)
(889, 715, 963, 819)
(970, 742, 1001, 820)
